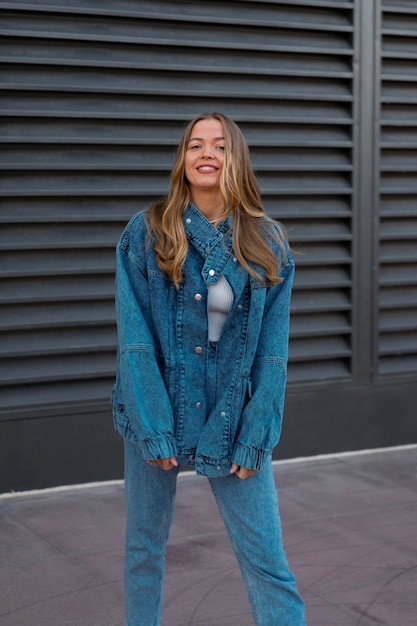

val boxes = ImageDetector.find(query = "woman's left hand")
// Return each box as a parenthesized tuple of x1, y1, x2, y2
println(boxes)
(229, 464, 257, 480)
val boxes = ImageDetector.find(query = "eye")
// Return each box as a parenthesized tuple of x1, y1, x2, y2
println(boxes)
(216, 145, 225, 151)
(189, 143, 201, 150)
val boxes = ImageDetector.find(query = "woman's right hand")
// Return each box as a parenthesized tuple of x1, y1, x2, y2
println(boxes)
(146, 457, 178, 470)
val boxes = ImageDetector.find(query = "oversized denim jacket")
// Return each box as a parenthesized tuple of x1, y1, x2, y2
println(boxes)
(112, 202, 294, 477)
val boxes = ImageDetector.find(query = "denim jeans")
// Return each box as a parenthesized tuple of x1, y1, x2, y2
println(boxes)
(124, 437, 306, 626)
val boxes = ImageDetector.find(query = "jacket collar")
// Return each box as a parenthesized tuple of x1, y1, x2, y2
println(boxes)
(184, 202, 234, 285)
(183, 202, 231, 253)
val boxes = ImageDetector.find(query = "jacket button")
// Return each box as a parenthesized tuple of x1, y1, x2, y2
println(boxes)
(195, 402, 202, 409)
(195, 346, 203, 354)
(195, 293, 202, 301)
(221, 411, 226, 417)
(233, 257, 238, 262)
(208, 269, 215, 276)
(186, 218, 191, 224)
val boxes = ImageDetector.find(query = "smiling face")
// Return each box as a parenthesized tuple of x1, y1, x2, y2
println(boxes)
(184, 118, 225, 196)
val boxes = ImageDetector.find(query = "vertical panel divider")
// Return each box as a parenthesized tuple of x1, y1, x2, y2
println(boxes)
(353, 0, 380, 383)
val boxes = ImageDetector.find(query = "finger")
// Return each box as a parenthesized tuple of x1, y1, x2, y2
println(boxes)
(158, 457, 178, 470)
(236, 467, 257, 480)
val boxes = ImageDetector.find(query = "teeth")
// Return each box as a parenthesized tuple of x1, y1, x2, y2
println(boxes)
(198, 166, 216, 171)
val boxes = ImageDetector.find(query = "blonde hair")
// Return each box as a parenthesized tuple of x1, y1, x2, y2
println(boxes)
(146, 112, 286, 287)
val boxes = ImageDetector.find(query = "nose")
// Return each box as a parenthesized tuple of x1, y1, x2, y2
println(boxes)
(201, 144, 215, 159)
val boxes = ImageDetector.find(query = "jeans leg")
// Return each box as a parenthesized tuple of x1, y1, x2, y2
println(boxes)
(208, 459, 306, 626)
(124, 438, 179, 626)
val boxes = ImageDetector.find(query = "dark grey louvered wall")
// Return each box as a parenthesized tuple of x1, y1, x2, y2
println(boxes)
(378, 2, 417, 377)
(1, 0, 416, 491)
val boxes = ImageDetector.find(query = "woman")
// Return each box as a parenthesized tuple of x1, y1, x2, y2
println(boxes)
(113, 113, 306, 625)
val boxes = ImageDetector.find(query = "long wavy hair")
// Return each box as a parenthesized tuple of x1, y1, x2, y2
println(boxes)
(146, 112, 286, 287)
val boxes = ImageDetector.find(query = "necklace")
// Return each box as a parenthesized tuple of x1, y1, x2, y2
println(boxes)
(209, 213, 227, 224)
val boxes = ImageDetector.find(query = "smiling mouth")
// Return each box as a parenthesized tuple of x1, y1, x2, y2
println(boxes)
(197, 166, 218, 172)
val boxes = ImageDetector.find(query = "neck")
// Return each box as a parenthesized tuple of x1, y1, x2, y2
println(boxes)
(190, 189, 226, 223)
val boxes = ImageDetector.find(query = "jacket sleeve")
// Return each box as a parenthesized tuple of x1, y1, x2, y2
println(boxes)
(231, 238, 294, 471)
(113, 217, 177, 460)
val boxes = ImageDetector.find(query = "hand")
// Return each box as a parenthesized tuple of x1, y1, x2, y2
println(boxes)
(146, 457, 178, 470)
(229, 463, 257, 480)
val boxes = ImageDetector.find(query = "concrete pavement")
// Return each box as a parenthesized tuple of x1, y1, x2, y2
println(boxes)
(1, 445, 416, 625)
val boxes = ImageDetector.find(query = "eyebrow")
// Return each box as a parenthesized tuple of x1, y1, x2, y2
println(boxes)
(188, 136, 225, 142)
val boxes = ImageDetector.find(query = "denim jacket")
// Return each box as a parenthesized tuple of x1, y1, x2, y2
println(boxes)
(112, 202, 294, 477)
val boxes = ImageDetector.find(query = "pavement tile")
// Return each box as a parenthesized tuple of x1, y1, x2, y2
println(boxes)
(0, 581, 123, 626)
(162, 568, 252, 626)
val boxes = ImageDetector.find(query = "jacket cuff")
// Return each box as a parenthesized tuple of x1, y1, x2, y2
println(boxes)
(232, 442, 272, 471)
(139, 435, 177, 460)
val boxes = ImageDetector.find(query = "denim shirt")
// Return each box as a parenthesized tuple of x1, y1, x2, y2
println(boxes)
(112, 202, 295, 477)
